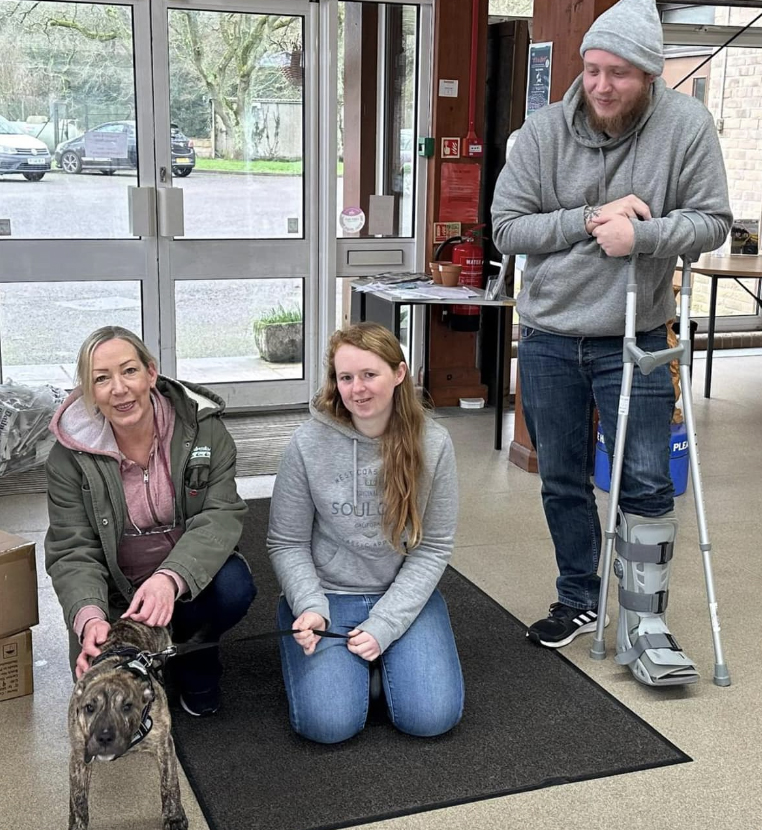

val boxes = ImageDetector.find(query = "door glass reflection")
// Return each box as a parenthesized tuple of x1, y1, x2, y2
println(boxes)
(175, 279, 303, 383)
(0, 1, 138, 239)
(168, 10, 305, 240)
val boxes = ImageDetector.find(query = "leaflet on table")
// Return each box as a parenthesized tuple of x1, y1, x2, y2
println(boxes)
(380, 286, 479, 300)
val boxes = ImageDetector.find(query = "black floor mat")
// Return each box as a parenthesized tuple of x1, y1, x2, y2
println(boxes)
(171, 499, 690, 830)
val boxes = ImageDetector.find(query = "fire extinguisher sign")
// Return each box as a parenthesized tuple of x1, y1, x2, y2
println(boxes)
(441, 137, 461, 159)
(433, 221, 461, 243)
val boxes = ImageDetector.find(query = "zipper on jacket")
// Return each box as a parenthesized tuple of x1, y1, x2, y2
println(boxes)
(142, 464, 162, 528)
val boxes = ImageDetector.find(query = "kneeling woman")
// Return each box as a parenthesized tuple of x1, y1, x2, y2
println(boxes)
(268, 322, 464, 744)
(45, 326, 256, 716)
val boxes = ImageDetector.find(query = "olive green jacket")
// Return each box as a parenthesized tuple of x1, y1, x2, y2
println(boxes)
(44, 376, 247, 631)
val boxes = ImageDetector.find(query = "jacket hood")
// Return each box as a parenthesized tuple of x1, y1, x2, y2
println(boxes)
(49, 376, 224, 457)
(563, 75, 665, 150)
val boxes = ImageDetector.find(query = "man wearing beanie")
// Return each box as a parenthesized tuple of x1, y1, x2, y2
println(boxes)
(491, 0, 731, 686)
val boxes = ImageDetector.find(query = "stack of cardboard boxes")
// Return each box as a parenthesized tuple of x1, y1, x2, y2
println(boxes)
(0, 530, 38, 702)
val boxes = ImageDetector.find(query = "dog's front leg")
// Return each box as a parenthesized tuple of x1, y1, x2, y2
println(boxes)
(156, 734, 188, 830)
(68, 751, 92, 830)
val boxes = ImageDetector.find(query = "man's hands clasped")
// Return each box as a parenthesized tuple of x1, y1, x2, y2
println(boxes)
(585, 195, 652, 257)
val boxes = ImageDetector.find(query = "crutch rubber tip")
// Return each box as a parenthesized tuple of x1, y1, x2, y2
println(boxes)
(589, 640, 607, 660)
(713, 665, 731, 687)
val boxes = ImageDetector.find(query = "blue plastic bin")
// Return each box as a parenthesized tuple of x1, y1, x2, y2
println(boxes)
(594, 421, 689, 496)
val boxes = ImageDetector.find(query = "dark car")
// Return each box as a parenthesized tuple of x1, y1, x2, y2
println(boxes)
(54, 120, 195, 177)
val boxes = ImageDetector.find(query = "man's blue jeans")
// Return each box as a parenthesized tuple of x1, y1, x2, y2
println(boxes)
(277, 590, 464, 744)
(518, 325, 675, 611)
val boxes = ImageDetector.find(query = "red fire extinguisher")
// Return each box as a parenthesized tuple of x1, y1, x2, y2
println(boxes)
(450, 226, 484, 332)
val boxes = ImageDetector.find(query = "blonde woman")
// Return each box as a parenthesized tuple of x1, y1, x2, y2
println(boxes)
(45, 326, 255, 716)
(268, 322, 464, 744)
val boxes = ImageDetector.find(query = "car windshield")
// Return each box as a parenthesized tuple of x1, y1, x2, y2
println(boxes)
(0, 115, 19, 135)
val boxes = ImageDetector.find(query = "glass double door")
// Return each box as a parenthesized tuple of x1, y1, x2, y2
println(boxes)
(0, 0, 315, 408)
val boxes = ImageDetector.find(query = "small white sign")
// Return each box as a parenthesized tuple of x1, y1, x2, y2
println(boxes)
(339, 206, 366, 234)
(84, 130, 128, 159)
(287, 217, 299, 234)
(438, 79, 459, 98)
(368, 195, 395, 236)
(0, 219, 10, 236)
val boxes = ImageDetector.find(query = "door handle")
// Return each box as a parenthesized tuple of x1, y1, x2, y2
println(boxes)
(157, 187, 185, 238)
(128, 186, 156, 237)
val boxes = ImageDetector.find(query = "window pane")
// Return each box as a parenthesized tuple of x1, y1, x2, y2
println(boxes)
(0, 1, 138, 239)
(0, 281, 142, 385)
(168, 10, 305, 239)
(337, 2, 418, 239)
(175, 279, 303, 383)
(666, 13, 762, 322)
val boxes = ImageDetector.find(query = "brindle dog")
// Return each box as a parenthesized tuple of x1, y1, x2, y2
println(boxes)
(68, 619, 188, 830)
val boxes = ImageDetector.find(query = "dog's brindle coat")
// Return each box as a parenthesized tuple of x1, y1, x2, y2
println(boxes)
(68, 619, 188, 830)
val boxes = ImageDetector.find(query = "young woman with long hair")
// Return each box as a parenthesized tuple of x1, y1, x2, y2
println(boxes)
(268, 322, 464, 744)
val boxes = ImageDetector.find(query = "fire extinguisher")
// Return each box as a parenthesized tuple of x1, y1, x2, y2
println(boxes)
(450, 226, 484, 332)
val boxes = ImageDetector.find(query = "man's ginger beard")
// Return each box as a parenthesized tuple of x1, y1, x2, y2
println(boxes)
(584, 79, 653, 137)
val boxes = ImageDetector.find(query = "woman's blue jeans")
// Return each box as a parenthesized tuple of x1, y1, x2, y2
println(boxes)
(277, 590, 465, 744)
(518, 325, 675, 611)
(171, 553, 257, 693)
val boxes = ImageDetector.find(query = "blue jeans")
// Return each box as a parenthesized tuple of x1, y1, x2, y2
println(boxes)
(277, 590, 464, 744)
(519, 325, 674, 610)
(171, 553, 257, 692)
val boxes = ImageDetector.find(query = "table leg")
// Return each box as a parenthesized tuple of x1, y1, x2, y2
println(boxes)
(704, 275, 718, 399)
(494, 305, 506, 451)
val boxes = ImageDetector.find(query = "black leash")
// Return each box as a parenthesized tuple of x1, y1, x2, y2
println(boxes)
(144, 627, 350, 663)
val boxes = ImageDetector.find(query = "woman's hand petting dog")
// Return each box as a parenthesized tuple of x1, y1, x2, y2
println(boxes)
(121, 572, 177, 627)
(76, 619, 112, 679)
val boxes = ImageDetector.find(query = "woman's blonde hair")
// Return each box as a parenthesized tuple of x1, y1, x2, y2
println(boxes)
(315, 322, 426, 551)
(75, 326, 156, 413)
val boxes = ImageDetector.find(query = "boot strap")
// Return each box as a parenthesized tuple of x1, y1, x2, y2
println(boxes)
(615, 537, 674, 564)
(615, 632, 683, 666)
(618, 586, 669, 614)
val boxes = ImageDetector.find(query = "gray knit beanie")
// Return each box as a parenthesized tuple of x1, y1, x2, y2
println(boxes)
(580, 0, 664, 77)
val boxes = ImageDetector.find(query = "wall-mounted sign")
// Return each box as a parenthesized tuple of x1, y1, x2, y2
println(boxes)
(84, 130, 128, 159)
(526, 42, 553, 117)
(0, 219, 10, 236)
(441, 137, 461, 159)
(433, 221, 462, 243)
(439, 163, 480, 224)
(438, 79, 459, 98)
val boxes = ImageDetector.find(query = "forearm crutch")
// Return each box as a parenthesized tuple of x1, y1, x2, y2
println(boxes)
(589, 256, 731, 687)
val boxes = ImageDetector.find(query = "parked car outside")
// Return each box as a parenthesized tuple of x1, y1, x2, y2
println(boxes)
(0, 115, 52, 181)
(54, 120, 196, 176)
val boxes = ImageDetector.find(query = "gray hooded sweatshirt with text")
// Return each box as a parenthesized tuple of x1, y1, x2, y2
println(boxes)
(267, 401, 457, 654)
(491, 76, 732, 336)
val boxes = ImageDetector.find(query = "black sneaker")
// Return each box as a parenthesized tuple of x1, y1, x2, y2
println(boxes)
(180, 686, 220, 717)
(527, 602, 606, 648)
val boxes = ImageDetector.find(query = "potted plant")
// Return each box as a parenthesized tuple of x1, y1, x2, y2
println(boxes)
(253, 304, 303, 363)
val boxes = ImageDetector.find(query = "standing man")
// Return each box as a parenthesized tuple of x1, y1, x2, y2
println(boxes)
(491, 0, 731, 686)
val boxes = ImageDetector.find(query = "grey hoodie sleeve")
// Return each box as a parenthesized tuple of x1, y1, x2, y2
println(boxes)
(631, 114, 732, 258)
(267, 437, 331, 626)
(491, 122, 590, 256)
(357, 434, 458, 654)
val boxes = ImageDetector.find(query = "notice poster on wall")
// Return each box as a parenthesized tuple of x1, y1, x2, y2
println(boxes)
(526, 42, 553, 117)
(439, 163, 480, 224)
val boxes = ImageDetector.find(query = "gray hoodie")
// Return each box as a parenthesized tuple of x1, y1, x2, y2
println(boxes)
(267, 401, 458, 654)
(491, 76, 732, 336)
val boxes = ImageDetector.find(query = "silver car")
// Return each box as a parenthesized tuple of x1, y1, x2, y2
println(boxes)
(0, 115, 52, 181)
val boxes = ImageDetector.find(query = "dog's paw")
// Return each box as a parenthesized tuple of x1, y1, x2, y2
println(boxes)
(163, 813, 189, 830)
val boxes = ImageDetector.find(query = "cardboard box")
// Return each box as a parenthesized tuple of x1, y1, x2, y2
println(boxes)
(0, 530, 39, 639)
(0, 629, 33, 702)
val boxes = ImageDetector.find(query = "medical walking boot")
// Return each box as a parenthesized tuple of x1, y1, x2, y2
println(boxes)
(614, 511, 699, 686)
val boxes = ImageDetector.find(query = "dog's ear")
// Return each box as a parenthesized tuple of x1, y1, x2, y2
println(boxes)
(73, 678, 87, 698)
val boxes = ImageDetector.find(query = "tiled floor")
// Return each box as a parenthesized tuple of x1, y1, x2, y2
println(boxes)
(0, 351, 760, 829)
